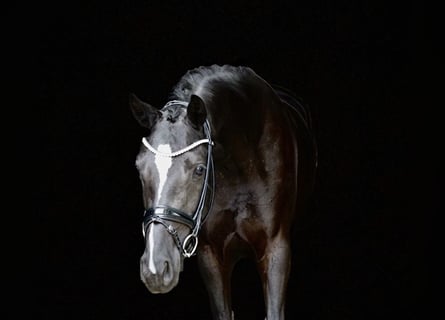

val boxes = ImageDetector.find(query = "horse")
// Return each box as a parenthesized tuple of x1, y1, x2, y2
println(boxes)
(129, 65, 317, 320)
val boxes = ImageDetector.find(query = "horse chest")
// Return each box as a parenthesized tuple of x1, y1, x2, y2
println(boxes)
(201, 194, 269, 255)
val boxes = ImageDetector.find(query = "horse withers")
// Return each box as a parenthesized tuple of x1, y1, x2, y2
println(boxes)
(130, 65, 317, 320)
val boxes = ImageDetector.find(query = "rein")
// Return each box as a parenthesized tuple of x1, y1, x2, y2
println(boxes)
(141, 101, 215, 258)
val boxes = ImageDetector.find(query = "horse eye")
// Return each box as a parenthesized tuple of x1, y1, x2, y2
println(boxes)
(194, 165, 205, 176)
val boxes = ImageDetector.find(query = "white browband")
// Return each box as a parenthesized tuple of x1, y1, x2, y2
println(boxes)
(142, 137, 213, 157)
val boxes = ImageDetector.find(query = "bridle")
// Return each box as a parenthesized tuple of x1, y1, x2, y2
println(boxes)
(141, 100, 215, 258)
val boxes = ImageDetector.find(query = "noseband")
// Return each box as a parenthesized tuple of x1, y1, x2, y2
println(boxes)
(141, 100, 215, 258)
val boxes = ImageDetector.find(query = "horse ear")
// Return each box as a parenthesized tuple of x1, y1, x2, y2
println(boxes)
(129, 93, 161, 129)
(187, 94, 207, 128)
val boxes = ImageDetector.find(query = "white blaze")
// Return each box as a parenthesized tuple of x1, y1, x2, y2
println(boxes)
(148, 224, 157, 274)
(148, 144, 172, 274)
(154, 144, 172, 202)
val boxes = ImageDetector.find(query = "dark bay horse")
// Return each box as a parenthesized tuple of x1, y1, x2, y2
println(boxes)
(130, 65, 317, 320)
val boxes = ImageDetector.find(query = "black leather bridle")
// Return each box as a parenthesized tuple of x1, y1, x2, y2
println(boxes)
(141, 102, 214, 258)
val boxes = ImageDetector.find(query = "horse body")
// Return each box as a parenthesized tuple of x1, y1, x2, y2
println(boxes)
(130, 65, 317, 320)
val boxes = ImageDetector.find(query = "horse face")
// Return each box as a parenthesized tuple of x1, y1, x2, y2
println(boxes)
(133, 98, 208, 294)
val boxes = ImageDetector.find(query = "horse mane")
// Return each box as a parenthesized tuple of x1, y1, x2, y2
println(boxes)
(169, 64, 256, 102)
(168, 64, 314, 132)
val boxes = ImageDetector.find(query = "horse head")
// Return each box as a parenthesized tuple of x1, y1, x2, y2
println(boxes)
(130, 93, 213, 294)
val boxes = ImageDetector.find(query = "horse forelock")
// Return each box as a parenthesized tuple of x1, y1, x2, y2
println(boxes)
(144, 109, 203, 154)
(162, 104, 185, 123)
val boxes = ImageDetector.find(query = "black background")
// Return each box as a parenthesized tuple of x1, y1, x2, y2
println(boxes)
(11, 1, 428, 319)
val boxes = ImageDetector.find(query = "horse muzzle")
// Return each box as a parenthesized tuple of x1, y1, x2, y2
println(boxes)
(140, 251, 182, 294)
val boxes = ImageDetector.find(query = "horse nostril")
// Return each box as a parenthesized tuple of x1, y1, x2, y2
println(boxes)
(162, 261, 173, 281)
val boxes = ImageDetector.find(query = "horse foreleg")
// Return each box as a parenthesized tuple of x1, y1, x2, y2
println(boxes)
(257, 236, 291, 320)
(197, 245, 234, 320)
